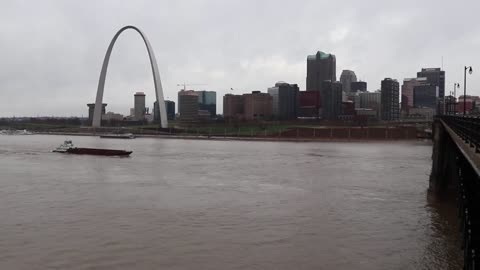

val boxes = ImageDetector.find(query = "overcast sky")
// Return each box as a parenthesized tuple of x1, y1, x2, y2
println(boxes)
(1, 0, 479, 117)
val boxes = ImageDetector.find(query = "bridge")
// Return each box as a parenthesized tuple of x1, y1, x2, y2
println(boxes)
(431, 115, 480, 269)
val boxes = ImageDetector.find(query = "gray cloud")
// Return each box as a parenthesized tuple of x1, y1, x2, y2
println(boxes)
(0, 0, 479, 117)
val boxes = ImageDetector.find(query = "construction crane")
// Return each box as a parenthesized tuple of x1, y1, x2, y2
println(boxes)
(177, 83, 207, 91)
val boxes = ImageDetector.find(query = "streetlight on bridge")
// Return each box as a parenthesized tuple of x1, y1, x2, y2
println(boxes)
(453, 83, 460, 114)
(463, 66, 473, 115)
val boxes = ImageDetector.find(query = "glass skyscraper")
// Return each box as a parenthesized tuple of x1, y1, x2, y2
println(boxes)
(306, 51, 336, 92)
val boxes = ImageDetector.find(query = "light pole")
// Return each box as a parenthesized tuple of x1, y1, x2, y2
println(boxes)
(453, 83, 460, 99)
(453, 83, 460, 114)
(463, 66, 473, 115)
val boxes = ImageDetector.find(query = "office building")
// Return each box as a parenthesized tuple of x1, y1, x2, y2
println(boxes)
(134, 92, 146, 121)
(351, 81, 367, 92)
(197, 90, 216, 117)
(178, 90, 199, 121)
(268, 88, 279, 117)
(306, 51, 336, 92)
(267, 82, 299, 120)
(456, 95, 479, 114)
(165, 100, 175, 120)
(358, 91, 381, 112)
(153, 101, 160, 122)
(243, 91, 273, 121)
(381, 78, 400, 121)
(401, 77, 427, 112)
(417, 68, 445, 98)
(417, 68, 445, 114)
(154, 100, 175, 122)
(321, 81, 343, 120)
(445, 95, 456, 115)
(87, 103, 107, 125)
(413, 84, 438, 112)
(223, 94, 244, 120)
(340, 70, 357, 93)
(298, 91, 321, 118)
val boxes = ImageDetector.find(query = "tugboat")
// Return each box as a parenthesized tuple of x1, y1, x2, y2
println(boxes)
(53, 140, 132, 156)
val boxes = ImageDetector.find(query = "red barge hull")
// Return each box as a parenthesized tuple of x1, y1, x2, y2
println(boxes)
(66, 147, 132, 156)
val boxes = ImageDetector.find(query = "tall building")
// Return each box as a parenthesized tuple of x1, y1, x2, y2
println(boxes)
(321, 81, 343, 120)
(197, 90, 216, 117)
(401, 77, 427, 112)
(154, 100, 175, 122)
(340, 70, 357, 93)
(413, 84, 438, 111)
(165, 100, 175, 120)
(134, 92, 146, 121)
(306, 51, 336, 92)
(417, 68, 445, 98)
(243, 91, 273, 121)
(351, 81, 367, 92)
(223, 94, 244, 120)
(381, 78, 400, 121)
(178, 90, 199, 121)
(87, 103, 107, 125)
(267, 82, 299, 120)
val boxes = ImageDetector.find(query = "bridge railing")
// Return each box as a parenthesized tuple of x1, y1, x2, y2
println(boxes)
(439, 115, 480, 153)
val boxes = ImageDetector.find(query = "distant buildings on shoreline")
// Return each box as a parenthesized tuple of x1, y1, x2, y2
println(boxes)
(86, 92, 176, 125)
(84, 50, 479, 125)
(217, 50, 477, 123)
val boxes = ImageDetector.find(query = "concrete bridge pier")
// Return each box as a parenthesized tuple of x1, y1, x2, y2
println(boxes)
(430, 120, 459, 193)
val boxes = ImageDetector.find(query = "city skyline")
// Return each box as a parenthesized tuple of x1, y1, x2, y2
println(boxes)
(0, 0, 479, 117)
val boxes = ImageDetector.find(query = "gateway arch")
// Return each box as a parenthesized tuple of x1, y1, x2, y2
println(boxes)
(92, 25, 168, 128)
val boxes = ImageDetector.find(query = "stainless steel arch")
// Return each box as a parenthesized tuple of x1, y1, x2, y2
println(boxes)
(92, 25, 168, 128)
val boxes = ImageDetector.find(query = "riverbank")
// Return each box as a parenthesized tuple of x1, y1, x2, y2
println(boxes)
(34, 128, 431, 143)
(1, 119, 433, 140)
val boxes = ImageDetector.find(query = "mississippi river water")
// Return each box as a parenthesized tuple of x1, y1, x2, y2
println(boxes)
(0, 135, 462, 269)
